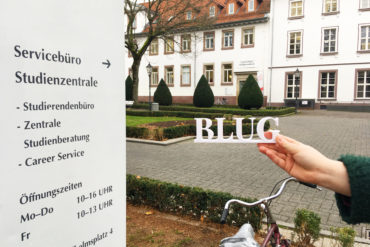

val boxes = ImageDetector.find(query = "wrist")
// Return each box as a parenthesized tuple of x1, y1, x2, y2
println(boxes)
(320, 159, 351, 196)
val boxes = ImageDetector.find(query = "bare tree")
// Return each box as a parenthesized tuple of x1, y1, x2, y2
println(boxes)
(125, 0, 214, 103)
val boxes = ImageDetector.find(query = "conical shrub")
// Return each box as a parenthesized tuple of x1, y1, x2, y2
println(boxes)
(153, 79, 172, 105)
(238, 74, 263, 109)
(193, 75, 214, 107)
(125, 75, 133, 101)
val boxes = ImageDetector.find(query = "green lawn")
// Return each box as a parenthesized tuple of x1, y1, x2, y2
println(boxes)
(126, 116, 192, 127)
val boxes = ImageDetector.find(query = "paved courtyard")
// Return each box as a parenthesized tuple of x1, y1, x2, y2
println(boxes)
(127, 110, 370, 235)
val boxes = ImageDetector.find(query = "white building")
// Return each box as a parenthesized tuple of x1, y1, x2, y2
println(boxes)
(126, 0, 370, 109)
(127, 0, 271, 105)
(268, 0, 370, 109)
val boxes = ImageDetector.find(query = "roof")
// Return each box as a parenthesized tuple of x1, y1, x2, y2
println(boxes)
(138, 0, 270, 34)
(214, 0, 270, 25)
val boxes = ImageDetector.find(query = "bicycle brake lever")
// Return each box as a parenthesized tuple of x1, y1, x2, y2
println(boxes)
(299, 181, 322, 191)
(220, 208, 229, 224)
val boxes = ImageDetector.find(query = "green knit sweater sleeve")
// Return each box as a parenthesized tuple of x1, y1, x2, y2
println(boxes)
(335, 155, 370, 224)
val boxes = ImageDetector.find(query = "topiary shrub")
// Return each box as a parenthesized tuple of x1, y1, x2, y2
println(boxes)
(238, 74, 263, 109)
(125, 75, 133, 101)
(193, 75, 214, 107)
(294, 209, 321, 247)
(154, 79, 172, 106)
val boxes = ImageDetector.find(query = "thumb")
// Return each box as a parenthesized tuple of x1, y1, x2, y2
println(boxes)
(276, 135, 300, 154)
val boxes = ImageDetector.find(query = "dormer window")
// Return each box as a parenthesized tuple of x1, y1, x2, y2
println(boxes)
(228, 3, 234, 14)
(186, 11, 192, 20)
(248, 0, 254, 12)
(209, 6, 215, 17)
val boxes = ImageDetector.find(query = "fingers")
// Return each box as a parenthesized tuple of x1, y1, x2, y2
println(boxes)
(263, 131, 273, 139)
(265, 149, 287, 171)
(257, 143, 287, 154)
(279, 134, 299, 144)
(276, 135, 301, 155)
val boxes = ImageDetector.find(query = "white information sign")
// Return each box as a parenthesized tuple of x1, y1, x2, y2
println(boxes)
(0, 1, 125, 246)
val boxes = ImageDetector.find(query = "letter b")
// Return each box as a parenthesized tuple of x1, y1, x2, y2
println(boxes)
(194, 118, 214, 142)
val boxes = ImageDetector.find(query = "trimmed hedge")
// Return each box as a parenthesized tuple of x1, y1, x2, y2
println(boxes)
(148, 103, 290, 110)
(127, 121, 269, 140)
(127, 109, 224, 119)
(162, 122, 267, 139)
(127, 174, 263, 230)
(132, 104, 295, 116)
(126, 127, 148, 138)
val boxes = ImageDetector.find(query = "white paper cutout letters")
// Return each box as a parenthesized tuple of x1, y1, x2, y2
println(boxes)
(194, 117, 280, 143)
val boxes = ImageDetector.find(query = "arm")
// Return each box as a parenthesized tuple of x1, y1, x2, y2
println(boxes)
(257, 133, 351, 196)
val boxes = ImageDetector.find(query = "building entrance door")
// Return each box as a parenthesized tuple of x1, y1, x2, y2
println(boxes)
(236, 73, 257, 96)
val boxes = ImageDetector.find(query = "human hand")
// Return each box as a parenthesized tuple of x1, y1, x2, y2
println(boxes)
(257, 133, 351, 196)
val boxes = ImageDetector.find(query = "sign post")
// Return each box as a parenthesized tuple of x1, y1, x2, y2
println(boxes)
(0, 1, 125, 246)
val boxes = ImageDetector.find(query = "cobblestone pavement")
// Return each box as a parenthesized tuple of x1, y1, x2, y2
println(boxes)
(127, 110, 370, 235)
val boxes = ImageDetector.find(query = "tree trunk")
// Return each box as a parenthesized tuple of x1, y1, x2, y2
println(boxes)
(131, 57, 141, 103)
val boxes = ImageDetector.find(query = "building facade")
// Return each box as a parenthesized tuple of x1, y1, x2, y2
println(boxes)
(268, 0, 370, 108)
(126, 0, 370, 108)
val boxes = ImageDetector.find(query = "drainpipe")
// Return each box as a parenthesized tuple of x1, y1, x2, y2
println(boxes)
(193, 33, 197, 89)
(268, 0, 275, 107)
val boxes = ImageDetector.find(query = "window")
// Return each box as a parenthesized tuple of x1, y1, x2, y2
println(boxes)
(181, 65, 191, 86)
(359, 25, 370, 51)
(209, 6, 215, 17)
(164, 37, 174, 54)
(165, 66, 174, 85)
(149, 39, 158, 55)
(186, 11, 192, 20)
(360, 0, 370, 9)
(242, 28, 254, 47)
(323, 0, 338, 13)
(204, 64, 214, 85)
(151, 67, 159, 86)
(181, 35, 191, 52)
(321, 27, 338, 53)
(229, 3, 234, 14)
(289, 0, 303, 18)
(319, 71, 336, 99)
(356, 70, 370, 99)
(248, 0, 255, 11)
(222, 64, 233, 84)
(204, 32, 215, 50)
(286, 72, 301, 98)
(288, 31, 302, 56)
(223, 30, 234, 49)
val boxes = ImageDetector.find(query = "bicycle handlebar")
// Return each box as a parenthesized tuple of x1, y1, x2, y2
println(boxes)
(220, 177, 322, 224)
